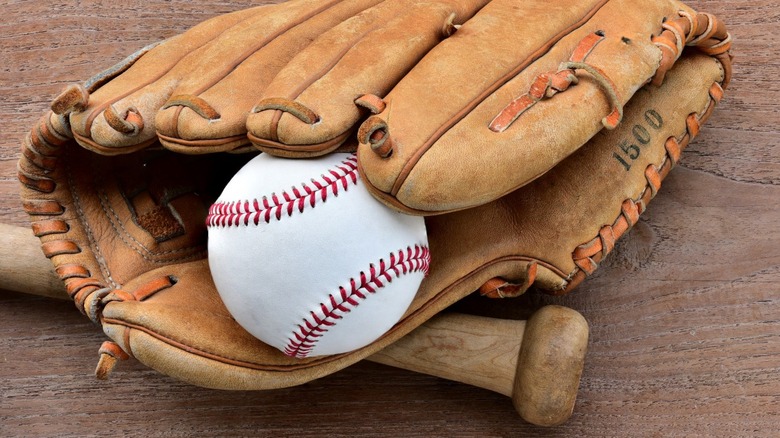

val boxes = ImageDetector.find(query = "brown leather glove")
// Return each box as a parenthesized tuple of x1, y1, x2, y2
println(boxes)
(18, 0, 731, 389)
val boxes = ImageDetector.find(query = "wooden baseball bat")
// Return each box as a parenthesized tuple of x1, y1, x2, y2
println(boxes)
(0, 222, 588, 426)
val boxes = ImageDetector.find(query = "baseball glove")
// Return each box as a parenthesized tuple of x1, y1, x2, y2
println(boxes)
(18, 0, 732, 388)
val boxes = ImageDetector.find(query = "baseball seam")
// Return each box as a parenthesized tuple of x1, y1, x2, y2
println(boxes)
(206, 155, 359, 228)
(285, 245, 430, 358)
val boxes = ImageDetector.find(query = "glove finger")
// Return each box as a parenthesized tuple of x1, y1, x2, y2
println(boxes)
(356, 0, 732, 215)
(246, 0, 490, 158)
(155, 0, 389, 154)
(56, 6, 268, 155)
(56, 0, 382, 155)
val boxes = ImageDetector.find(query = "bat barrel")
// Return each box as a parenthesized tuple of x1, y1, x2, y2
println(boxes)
(512, 305, 589, 427)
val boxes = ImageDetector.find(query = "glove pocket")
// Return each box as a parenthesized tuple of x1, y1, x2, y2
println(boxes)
(95, 257, 525, 390)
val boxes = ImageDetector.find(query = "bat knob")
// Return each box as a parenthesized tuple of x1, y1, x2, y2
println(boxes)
(512, 305, 589, 426)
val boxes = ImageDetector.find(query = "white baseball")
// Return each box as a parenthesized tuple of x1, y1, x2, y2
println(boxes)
(206, 153, 429, 358)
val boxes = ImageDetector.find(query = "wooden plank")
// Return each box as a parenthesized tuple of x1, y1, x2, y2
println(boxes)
(1, 0, 778, 436)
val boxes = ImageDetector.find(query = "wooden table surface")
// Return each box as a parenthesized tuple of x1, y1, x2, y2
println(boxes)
(1, 1, 778, 436)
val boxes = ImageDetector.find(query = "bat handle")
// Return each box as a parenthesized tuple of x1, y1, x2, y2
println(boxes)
(0, 223, 66, 298)
(368, 305, 588, 426)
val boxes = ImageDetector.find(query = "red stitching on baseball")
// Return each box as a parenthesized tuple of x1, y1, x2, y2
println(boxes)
(206, 155, 359, 228)
(284, 245, 431, 358)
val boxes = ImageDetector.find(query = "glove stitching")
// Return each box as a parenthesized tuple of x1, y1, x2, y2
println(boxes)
(560, 68, 727, 295)
(489, 31, 623, 133)
(19, 115, 112, 308)
(83, 41, 162, 93)
(651, 11, 732, 86)
(64, 159, 120, 290)
(95, 188, 207, 261)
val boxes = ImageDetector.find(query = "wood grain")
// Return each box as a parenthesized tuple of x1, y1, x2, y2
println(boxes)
(1, 1, 778, 436)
